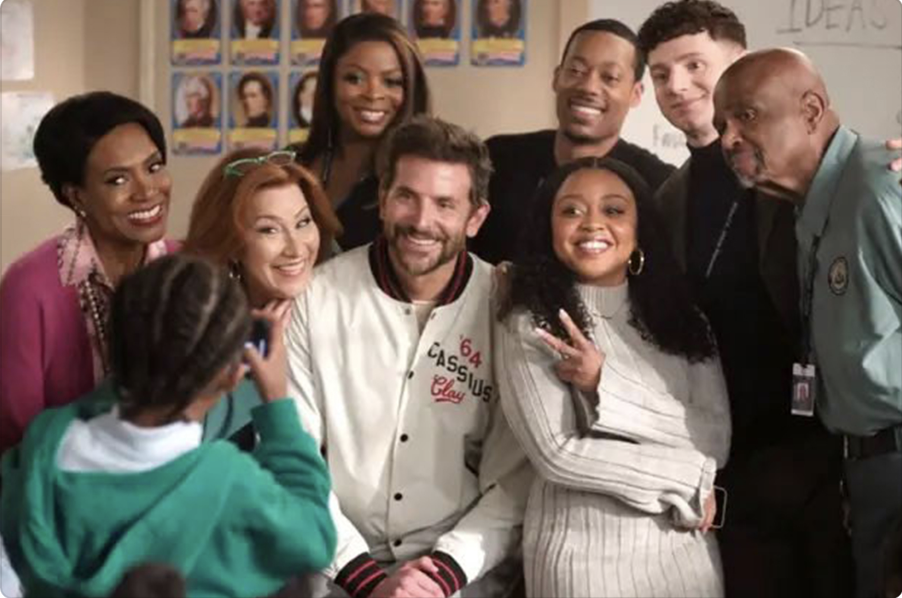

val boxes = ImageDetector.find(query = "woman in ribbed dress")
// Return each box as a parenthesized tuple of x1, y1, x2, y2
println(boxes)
(495, 156, 731, 598)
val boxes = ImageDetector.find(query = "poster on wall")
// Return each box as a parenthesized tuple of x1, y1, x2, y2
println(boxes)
(1, 0, 35, 81)
(351, 0, 402, 20)
(291, 0, 342, 66)
(288, 70, 318, 145)
(231, 0, 280, 66)
(471, 0, 525, 66)
(172, 72, 223, 155)
(171, 0, 222, 65)
(409, 0, 459, 66)
(228, 70, 279, 150)
(1, 92, 54, 171)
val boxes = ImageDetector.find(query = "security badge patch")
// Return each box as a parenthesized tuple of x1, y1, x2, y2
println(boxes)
(828, 257, 849, 295)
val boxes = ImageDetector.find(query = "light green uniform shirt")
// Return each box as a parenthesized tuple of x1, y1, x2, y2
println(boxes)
(796, 126, 902, 436)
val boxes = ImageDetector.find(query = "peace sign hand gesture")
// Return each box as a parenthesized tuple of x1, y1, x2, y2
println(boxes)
(534, 308, 605, 393)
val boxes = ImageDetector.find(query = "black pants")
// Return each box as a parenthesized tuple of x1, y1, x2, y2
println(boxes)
(844, 450, 902, 598)
(716, 430, 854, 598)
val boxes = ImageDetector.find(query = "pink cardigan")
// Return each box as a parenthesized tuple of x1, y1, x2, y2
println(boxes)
(0, 235, 178, 455)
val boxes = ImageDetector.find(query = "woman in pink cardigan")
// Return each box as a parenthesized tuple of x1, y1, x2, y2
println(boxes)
(0, 92, 178, 455)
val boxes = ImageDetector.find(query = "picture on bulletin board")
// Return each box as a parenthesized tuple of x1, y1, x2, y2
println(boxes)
(289, 70, 318, 145)
(471, 0, 525, 66)
(410, 0, 459, 66)
(230, 0, 280, 65)
(171, 0, 221, 66)
(229, 70, 279, 150)
(172, 72, 223, 155)
(291, 0, 341, 66)
(353, 0, 402, 20)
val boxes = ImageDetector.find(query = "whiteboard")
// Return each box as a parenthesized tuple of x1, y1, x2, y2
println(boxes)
(589, 0, 902, 165)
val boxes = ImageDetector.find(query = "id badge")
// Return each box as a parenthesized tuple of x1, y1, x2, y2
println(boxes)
(791, 363, 817, 417)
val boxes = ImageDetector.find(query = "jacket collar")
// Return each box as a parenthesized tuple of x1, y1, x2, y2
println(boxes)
(368, 235, 473, 306)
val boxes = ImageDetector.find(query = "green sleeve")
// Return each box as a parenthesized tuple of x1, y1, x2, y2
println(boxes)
(234, 399, 336, 573)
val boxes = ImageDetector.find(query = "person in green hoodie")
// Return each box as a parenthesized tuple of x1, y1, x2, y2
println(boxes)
(0, 254, 336, 598)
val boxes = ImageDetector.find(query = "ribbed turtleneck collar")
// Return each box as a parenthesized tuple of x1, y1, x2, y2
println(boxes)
(575, 282, 629, 320)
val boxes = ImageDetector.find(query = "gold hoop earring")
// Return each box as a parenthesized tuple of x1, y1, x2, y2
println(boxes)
(628, 249, 645, 276)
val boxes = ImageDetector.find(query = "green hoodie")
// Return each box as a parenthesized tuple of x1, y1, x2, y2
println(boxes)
(0, 390, 336, 597)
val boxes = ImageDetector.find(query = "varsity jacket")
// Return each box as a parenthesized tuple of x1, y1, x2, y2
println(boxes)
(286, 241, 529, 597)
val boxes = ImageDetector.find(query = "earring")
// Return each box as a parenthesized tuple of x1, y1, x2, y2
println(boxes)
(73, 205, 87, 220)
(628, 248, 645, 276)
(228, 260, 243, 281)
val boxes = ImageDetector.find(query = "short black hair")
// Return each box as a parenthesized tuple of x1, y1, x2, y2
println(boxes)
(32, 91, 166, 211)
(560, 19, 645, 82)
(637, 0, 747, 57)
(109, 254, 252, 422)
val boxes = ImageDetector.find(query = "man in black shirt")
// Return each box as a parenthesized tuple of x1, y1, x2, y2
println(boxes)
(472, 19, 675, 265)
(638, 2, 853, 596)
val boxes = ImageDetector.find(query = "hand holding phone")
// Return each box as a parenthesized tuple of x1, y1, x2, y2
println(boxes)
(242, 301, 290, 403)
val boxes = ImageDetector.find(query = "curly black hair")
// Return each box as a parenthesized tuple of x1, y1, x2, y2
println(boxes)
(498, 156, 717, 363)
(637, 0, 747, 57)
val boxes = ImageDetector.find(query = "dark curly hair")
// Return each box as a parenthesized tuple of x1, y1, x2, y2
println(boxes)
(637, 0, 747, 57)
(498, 157, 717, 363)
(109, 254, 252, 422)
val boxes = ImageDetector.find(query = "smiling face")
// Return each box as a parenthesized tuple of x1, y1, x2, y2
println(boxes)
(334, 40, 405, 141)
(648, 32, 743, 147)
(554, 31, 642, 147)
(379, 155, 488, 282)
(551, 168, 637, 287)
(238, 183, 320, 307)
(68, 123, 171, 251)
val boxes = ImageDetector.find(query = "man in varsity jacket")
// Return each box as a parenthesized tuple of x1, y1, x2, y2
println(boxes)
(287, 116, 529, 598)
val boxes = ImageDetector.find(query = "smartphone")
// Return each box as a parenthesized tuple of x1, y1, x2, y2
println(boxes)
(245, 318, 271, 359)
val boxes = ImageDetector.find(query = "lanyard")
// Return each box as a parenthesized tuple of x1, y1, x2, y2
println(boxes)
(800, 235, 822, 364)
(704, 198, 741, 280)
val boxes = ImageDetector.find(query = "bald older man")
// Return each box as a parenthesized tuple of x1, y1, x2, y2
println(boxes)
(714, 48, 901, 598)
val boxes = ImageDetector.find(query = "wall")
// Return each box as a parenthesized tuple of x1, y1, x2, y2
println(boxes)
(1, 0, 87, 273)
(149, 0, 569, 242)
(591, 0, 902, 165)
(0, 0, 142, 273)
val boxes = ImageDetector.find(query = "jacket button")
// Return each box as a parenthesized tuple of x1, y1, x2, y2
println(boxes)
(393, 539, 402, 547)
(400, 434, 409, 442)
(407, 371, 414, 379)
(394, 492, 403, 501)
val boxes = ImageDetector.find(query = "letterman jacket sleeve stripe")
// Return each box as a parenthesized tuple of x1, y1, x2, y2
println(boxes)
(428, 551, 468, 597)
(335, 553, 387, 598)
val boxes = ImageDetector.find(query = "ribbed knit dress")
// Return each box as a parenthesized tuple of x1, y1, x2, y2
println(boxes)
(496, 283, 731, 598)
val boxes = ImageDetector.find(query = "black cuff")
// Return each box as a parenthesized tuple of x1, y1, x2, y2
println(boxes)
(427, 551, 468, 597)
(334, 553, 387, 598)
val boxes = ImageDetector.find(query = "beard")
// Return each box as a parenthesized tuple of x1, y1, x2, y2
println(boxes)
(726, 148, 765, 189)
(386, 224, 465, 277)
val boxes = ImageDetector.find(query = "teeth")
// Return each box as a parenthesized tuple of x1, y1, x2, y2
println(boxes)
(405, 234, 437, 246)
(128, 205, 162, 222)
(359, 110, 387, 123)
(578, 240, 610, 252)
(275, 261, 307, 275)
(571, 103, 602, 117)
